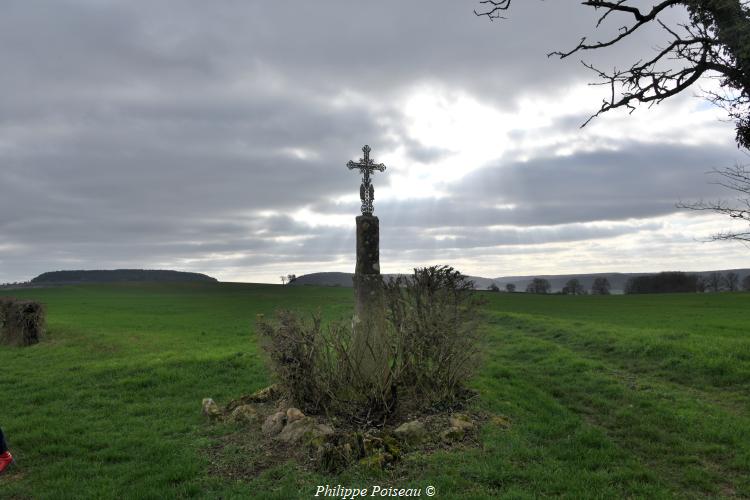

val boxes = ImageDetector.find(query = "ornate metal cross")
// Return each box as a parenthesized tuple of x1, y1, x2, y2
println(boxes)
(347, 145, 386, 215)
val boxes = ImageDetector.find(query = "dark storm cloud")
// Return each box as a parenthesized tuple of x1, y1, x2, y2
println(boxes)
(0, 0, 738, 282)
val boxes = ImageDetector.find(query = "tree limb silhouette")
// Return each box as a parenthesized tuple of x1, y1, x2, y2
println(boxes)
(476, 0, 750, 147)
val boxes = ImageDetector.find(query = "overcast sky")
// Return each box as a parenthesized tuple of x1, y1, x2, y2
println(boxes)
(1, 0, 747, 283)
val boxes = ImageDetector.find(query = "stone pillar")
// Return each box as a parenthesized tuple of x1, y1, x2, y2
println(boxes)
(355, 215, 380, 275)
(352, 215, 388, 384)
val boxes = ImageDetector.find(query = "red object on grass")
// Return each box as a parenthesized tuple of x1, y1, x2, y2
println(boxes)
(0, 451, 14, 475)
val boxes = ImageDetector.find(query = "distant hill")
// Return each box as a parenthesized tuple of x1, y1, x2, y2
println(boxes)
(291, 269, 750, 293)
(31, 269, 217, 284)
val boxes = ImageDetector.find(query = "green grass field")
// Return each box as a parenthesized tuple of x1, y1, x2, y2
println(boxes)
(1, 283, 749, 499)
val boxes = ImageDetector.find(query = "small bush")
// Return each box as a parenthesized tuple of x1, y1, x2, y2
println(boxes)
(257, 265, 484, 425)
(257, 310, 397, 423)
(384, 266, 484, 409)
(0, 297, 45, 346)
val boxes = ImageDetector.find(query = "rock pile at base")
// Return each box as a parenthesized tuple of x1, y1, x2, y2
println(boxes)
(202, 385, 502, 472)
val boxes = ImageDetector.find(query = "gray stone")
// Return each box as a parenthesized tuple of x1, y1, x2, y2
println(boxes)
(277, 417, 310, 443)
(262, 411, 286, 436)
(202, 398, 221, 420)
(394, 420, 426, 444)
(286, 407, 305, 424)
(277, 417, 332, 444)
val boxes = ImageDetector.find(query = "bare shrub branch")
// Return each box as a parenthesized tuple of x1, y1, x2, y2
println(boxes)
(257, 265, 485, 426)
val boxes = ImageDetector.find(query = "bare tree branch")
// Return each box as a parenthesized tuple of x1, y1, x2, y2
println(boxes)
(547, 0, 682, 58)
(679, 162, 750, 242)
(475, 0, 750, 147)
(474, 0, 512, 19)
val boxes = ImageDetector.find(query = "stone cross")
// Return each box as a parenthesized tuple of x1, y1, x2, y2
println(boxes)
(347, 145, 388, 386)
(347, 145, 386, 216)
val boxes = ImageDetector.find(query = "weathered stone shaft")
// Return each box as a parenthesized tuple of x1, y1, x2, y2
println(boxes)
(352, 215, 388, 384)
(355, 215, 380, 275)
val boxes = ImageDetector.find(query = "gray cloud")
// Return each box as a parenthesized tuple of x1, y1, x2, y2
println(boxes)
(0, 0, 744, 282)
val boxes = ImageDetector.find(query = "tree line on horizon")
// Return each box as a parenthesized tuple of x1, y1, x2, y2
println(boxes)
(487, 277, 612, 295)
(624, 271, 745, 294)
(488, 271, 749, 295)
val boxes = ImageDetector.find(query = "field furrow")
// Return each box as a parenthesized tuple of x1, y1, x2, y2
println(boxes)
(488, 312, 750, 415)
(484, 319, 750, 497)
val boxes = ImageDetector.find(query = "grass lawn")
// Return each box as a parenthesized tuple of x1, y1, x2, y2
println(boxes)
(1, 283, 748, 499)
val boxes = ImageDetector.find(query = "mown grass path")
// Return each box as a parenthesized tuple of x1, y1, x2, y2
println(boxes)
(1, 283, 748, 498)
